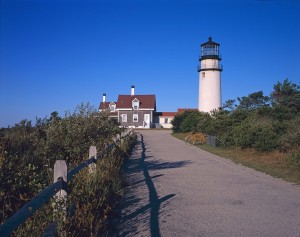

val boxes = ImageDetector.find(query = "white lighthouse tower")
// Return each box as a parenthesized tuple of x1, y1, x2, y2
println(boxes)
(198, 37, 223, 112)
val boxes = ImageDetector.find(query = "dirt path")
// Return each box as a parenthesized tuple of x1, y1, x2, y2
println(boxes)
(115, 130, 300, 237)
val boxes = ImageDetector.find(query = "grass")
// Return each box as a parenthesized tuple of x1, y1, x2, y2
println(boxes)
(172, 132, 300, 185)
(8, 134, 137, 237)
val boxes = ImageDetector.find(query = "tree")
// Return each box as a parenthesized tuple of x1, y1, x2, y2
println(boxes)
(237, 91, 270, 110)
(271, 78, 300, 116)
(50, 111, 61, 122)
(222, 99, 236, 112)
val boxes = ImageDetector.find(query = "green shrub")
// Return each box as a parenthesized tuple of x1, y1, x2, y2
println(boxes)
(233, 117, 279, 151)
(233, 118, 256, 149)
(171, 111, 190, 133)
(172, 111, 213, 134)
(278, 117, 300, 152)
(0, 103, 131, 236)
(253, 125, 279, 151)
(179, 112, 202, 133)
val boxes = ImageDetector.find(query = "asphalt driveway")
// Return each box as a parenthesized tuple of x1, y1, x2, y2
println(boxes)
(115, 130, 300, 237)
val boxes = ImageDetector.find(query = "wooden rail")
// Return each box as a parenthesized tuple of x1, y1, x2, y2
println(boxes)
(0, 129, 133, 237)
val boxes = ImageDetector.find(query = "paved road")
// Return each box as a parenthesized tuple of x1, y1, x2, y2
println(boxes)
(115, 130, 300, 237)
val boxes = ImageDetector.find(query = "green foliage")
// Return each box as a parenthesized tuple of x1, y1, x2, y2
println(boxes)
(179, 112, 199, 132)
(237, 91, 270, 110)
(64, 137, 136, 236)
(195, 112, 214, 134)
(233, 115, 279, 151)
(271, 78, 300, 119)
(172, 111, 214, 134)
(222, 99, 236, 112)
(232, 117, 257, 149)
(0, 103, 134, 236)
(171, 111, 190, 132)
(43, 103, 120, 165)
(172, 79, 299, 154)
(278, 117, 300, 152)
(0, 120, 49, 223)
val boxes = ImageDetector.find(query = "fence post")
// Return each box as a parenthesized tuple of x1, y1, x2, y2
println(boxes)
(207, 135, 216, 147)
(121, 132, 125, 146)
(89, 146, 97, 174)
(117, 134, 121, 145)
(54, 160, 67, 223)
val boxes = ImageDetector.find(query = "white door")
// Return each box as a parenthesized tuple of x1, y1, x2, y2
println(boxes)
(144, 114, 150, 128)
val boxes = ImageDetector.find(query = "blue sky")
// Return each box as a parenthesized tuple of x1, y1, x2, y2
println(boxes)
(1, 0, 300, 127)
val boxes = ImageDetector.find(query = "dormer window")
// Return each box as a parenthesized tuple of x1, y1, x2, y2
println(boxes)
(132, 98, 139, 110)
(109, 102, 116, 112)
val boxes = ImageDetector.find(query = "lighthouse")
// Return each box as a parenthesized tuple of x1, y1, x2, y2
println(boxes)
(198, 37, 223, 112)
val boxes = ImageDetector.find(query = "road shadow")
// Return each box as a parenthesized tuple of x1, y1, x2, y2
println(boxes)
(113, 134, 191, 237)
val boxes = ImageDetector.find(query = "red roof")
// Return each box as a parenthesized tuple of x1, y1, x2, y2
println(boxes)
(99, 102, 111, 110)
(177, 108, 198, 113)
(117, 95, 156, 109)
(161, 112, 176, 116)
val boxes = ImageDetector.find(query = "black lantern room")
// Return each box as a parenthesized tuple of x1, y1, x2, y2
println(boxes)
(200, 37, 221, 60)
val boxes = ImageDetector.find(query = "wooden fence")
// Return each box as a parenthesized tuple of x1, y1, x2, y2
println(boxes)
(0, 129, 133, 237)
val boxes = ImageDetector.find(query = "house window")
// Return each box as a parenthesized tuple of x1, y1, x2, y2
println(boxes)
(132, 99, 139, 110)
(110, 104, 116, 112)
(133, 114, 138, 122)
(164, 118, 168, 123)
(121, 114, 127, 122)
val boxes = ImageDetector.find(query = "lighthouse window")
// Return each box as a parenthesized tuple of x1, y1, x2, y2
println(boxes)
(202, 72, 205, 78)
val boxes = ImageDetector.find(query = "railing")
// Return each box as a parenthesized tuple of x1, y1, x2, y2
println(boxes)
(197, 64, 223, 72)
(199, 53, 222, 60)
(0, 129, 134, 237)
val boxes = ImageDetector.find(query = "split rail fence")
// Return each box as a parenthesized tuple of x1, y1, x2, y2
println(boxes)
(0, 129, 134, 237)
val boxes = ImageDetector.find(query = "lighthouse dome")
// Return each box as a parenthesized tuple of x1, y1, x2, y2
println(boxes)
(200, 37, 221, 60)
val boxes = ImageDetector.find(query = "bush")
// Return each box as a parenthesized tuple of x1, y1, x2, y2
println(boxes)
(233, 116, 279, 151)
(278, 117, 300, 152)
(179, 112, 202, 133)
(170, 80, 299, 166)
(172, 111, 213, 134)
(171, 111, 190, 133)
(0, 103, 130, 236)
(253, 125, 279, 151)
(43, 104, 120, 165)
(233, 117, 256, 149)
(64, 137, 135, 236)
